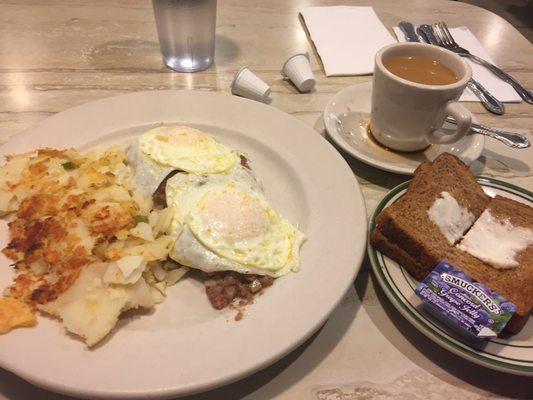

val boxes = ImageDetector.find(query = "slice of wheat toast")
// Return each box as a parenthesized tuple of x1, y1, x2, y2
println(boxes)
(447, 195, 533, 334)
(371, 152, 489, 278)
(370, 228, 428, 280)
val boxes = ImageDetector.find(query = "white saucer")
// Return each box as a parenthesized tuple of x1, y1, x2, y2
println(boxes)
(323, 81, 485, 175)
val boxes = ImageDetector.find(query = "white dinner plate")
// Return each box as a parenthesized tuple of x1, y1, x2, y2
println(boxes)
(369, 177, 533, 376)
(323, 81, 485, 175)
(0, 91, 367, 398)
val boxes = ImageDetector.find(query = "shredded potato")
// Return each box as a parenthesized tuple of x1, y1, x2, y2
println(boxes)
(0, 297, 36, 333)
(0, 146, 185, 345)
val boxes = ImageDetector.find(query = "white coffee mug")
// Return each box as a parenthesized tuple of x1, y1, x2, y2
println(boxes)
(371, 42, 472, 152)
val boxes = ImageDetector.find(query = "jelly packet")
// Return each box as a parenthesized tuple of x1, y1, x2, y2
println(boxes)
(415, 262, 516, 338)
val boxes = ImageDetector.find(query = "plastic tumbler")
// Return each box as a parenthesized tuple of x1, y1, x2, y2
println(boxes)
(152, 0, 217, 72)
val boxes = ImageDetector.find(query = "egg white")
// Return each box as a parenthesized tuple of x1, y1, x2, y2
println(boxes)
(126, 140, 175, 197)
(139, 126, 240, 175)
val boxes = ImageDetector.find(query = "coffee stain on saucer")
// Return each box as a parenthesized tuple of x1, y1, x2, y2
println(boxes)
(363, 121, 431, 154)
(335, 112, 439, 169)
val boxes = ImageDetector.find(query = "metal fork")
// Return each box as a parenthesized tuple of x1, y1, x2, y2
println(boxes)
(432, 22, 533, 104)
(417, 24, 504, 115)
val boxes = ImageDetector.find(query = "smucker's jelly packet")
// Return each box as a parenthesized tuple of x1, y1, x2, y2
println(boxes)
(415, 262, 516, 338)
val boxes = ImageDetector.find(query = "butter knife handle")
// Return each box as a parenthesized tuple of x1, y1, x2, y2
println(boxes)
(466, 78, 505, 115)
(472, 123, 530, 148)
(446, 117, 530, 148)
(399, 21, 419, 42)
(466, 54, 533, 104)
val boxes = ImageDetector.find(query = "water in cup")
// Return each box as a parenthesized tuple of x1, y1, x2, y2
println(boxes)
(152, 0, 217, 73)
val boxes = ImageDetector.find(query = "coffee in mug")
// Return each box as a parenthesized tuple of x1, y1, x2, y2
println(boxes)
(371, 43, 472, 152)
(384, 56, 458, 85)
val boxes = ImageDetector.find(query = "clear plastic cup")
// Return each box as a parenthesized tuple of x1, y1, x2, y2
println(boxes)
(152, 0, 217, 73)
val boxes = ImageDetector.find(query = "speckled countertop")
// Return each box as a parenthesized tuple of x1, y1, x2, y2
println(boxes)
(0, 1, 531, 399)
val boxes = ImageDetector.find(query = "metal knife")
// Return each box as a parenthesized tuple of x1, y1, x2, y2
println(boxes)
(417, 24, 439, 45)
(399, 21, 420, 42)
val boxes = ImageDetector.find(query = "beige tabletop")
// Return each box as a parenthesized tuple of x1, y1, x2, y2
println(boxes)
(0, 0, 532, 399)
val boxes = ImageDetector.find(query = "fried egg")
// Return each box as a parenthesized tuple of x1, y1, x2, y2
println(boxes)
(139, 126, 239, 174)
(128, 126, 241, 196)
(165, 167, 306, 277)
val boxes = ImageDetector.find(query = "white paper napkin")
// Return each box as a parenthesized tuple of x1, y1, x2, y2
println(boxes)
(393, 26, 522, 102)
(300, 6, 396, 76)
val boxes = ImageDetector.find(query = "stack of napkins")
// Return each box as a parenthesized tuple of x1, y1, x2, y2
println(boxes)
(300, 6, 395, 76)
(393, 26, 521, 102)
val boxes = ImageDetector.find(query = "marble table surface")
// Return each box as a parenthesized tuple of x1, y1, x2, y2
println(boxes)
(0, 0, 531, 399)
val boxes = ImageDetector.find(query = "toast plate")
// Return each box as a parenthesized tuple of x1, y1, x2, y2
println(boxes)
(0, 91, 367, 399)
(324, 81, 485, 175)
(368, 177, 533, 376)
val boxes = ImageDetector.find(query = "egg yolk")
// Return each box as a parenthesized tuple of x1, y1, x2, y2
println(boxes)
(202, 190, 266, 242)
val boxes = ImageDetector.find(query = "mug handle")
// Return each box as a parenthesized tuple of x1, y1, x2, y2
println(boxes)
(426, 101, 472, 145)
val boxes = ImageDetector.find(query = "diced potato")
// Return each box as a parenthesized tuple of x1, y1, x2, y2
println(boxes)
(132, 190, 153, 216)
(130, 222, 154, 242)
(150, 286, 165, 303)
(164, 267, 189, 286)
(40, 263, 156, 346)
(149, 207, 173, 236)
(123, 237, 145, 248)
(144, 235, 174, 260)
(103, 255, 146, 285)
(93, 241, 109, 260)
(0, 297, 37, 334)
(12, 186, 34, 203)
(143, 268, 156, 286)
(69, 218, 96, 253)
(0, 155, 30, 190)
(66, 188, 85, 197)
(151, 262, 167, 282)
(114, 229, 129, 241)
(0, 189, 17, 216)
(93, 185, 132, 202)
(81, 201, 135, 237)
(111, 163, 132, 187)
(154, 281, 166, 295)
(118, 235, 173, 261)
(29, 260, 49, 276)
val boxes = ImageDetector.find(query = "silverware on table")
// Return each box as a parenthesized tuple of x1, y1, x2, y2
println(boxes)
(399, 21, 420, 42)
(445, 117, 530, 148)
(432, 21, 533, 104)
(417, 24, 438, 45)
(402, 22, 528, 148)
(414, 23, 505, 115)
(464, 78, 505, 115)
